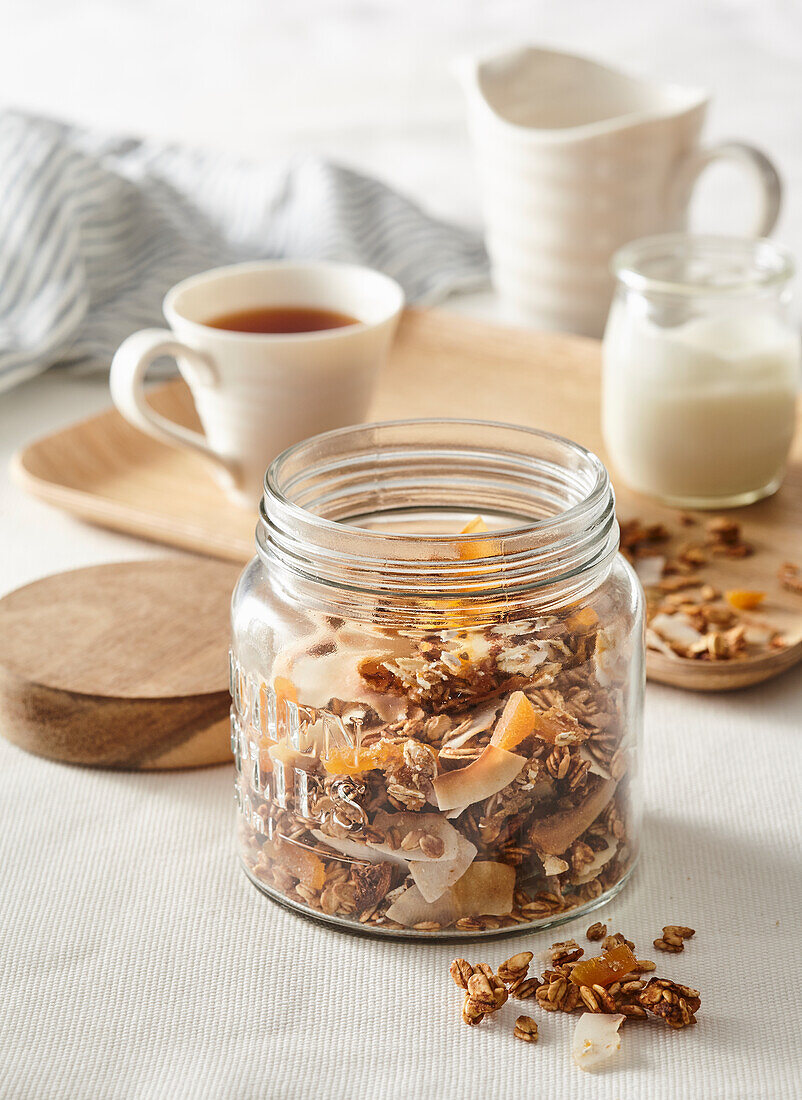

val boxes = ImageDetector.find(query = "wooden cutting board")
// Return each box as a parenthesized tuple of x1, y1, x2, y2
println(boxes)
(12, 308, 802, 691)
(0, 559, 242, 768)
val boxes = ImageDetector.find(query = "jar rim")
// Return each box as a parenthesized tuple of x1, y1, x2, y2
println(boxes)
(258, 419, 618, 612)
(611, 233, 794, 298)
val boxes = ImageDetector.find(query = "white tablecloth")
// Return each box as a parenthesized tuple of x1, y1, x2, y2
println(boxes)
(1, 370, 801, 1100)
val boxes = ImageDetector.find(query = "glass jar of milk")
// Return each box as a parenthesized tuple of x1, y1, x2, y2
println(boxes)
(602, 234, 799, 508)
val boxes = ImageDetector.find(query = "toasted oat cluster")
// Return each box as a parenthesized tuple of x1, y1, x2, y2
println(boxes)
(235, 539, 639, 935)
(620, 514, 788, 661)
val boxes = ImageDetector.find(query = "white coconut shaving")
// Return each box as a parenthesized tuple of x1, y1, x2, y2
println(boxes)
(572, 1013, 624, 1070)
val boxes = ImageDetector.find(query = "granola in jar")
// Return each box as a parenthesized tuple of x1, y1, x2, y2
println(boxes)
(231, 421, 644, 937)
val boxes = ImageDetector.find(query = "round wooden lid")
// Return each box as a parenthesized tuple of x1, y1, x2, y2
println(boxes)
(0, 559, 241, 699)
(0, 559, 244, 769)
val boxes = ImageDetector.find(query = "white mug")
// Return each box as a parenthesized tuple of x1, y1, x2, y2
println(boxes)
(110, 261, 404, 507)
(456, 46, 783, 337)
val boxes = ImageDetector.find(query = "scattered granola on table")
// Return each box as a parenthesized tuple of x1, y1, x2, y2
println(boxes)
(621, 514, 789, 662)
(654, 924, 695, 953)
(447, 926, 701, 1066)
(235, 515, 641, 936)
(513, 1015, 539, 1042)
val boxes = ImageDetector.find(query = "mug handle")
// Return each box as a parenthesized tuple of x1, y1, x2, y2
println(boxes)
(673, 142, 782, 237)
(109, 328, 240, 492)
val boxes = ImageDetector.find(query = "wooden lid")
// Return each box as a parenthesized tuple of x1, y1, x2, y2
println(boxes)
(0, 559, 243, 768)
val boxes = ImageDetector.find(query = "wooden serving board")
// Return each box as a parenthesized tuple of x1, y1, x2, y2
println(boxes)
(13, 308, 802, 691)
(0, 559, 242, 768)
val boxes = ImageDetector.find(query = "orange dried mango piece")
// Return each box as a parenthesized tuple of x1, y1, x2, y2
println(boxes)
(566, 607, 599, 632)
(459, 515, 493, 561)
(570, 943, 637, 987)
(725, 589, 766, 611)
(490, 691, 538, 751)
(323, 745, 380, 777)
(273, 676, 298, 706)
(276, 840, 326, 891)
(322, 740, 398, 777)
(530, 706, 585, 745)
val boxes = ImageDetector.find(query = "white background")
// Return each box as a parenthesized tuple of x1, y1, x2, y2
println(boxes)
(1, 4, 801, 1099)
(0, 0, 800, 243)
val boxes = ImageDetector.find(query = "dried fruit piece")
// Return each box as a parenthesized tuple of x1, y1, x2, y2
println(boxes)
(322, 744, 384, 777)
(528, 778, 617, 855)
(273, 840, 326, 891)
(450, 861, 516, 917)
(572, 1012, 624, 1070)
(569, 943, 637, 988)
(460, 516, 488, 535)
(490, 691, 538, 751)
(267, 742, 318, 774)
(310, 830, 407, 868)
(433, 744, 526, 811)
(351, 861, 393, 912)
(385, 885, 455, 928)
(566, 607, 599, 633)
(725, 589, 766, 611)
(367, 812, 461, 863)
(530, 705, 587, 746)
(409, 834, 477, 902)
(513, 1015, 539, 1042)
(272, 675, 297, 707)
(459, 515, 493, 560)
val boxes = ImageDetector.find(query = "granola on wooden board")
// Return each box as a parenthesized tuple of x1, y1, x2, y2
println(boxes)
(621, 514, 790, 662)
(235, 526, 639, 935)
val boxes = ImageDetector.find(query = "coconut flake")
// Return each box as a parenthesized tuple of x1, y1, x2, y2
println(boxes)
(385, 861, 516, 927)
(572, 1013, 625, 1070)
(649, 612, 704, 649)
(578, 743, 612, 780)
(528, 778, 617, 855)
(645, 628, 675, 656)
(450, 861, 516, 916)
(539, 852, 569, 876)
(744, 623, 774, 647)
(571, 833, 618, 884)
(309, 830, 408, 867)
(367, 812, 461, 862)
(409, 834, 477, 902)
(634, 555, 666, 587)
(385, 885, 457, 927)
(433, 744, 526, 811)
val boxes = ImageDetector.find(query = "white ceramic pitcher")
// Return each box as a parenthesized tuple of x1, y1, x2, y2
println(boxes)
(456, 47, 782, 337)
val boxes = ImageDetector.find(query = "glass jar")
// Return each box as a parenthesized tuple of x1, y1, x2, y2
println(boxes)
(603, 233, 800, 509)
(231, 420, 644, 938)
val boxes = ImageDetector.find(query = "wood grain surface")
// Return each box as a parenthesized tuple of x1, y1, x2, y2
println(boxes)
(13, 307, 802, 691)
(0, 559, 242, 767)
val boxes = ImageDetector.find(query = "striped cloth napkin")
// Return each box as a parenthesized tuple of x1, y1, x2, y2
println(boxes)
(0, 111, 488, 392)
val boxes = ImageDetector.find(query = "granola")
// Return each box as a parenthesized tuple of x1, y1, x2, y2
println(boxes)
(234, 525, 639, 936)
(623, 513, 789, 662)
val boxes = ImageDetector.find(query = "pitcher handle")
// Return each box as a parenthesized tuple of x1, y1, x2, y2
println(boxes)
(673, 142, 782, 238)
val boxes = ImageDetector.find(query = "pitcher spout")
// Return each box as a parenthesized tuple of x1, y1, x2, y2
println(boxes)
(454, 45, 709, 139)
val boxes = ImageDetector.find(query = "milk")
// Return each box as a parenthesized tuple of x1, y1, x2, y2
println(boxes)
(602, 308, 799, 505)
